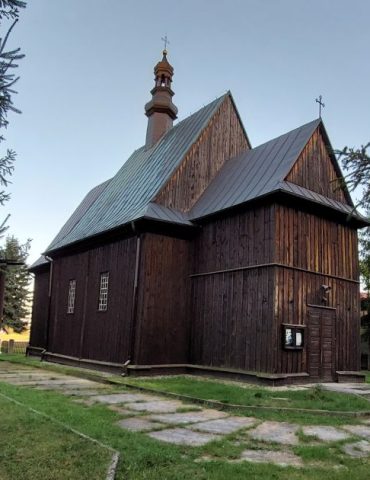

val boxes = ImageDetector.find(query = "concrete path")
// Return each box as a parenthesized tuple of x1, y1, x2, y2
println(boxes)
(1, 362, 370, 468)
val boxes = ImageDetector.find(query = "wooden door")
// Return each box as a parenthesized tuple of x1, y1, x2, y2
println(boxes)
(307, 307, 336, 380)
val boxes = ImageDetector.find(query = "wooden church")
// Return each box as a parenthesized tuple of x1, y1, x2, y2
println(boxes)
(29, 49, 369, 384)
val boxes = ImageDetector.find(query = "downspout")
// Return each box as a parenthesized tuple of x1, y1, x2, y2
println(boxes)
(44, 255, 53, 356)
(129, 221, 141, 364)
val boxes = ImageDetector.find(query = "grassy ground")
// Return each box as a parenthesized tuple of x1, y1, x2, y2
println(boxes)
(0, 393, 111, 480)
(0, 379, 370, 480)
(125, 375, 370, 414)
(1, 356, 370, 478)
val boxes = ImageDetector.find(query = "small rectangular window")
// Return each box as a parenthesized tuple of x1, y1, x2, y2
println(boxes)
(282, 324, 305, 350)
(98, 272, 109, 311)
(67, 279, 76, 314)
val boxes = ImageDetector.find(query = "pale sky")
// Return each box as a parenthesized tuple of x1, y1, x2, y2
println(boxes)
(2, 0, 370, 264)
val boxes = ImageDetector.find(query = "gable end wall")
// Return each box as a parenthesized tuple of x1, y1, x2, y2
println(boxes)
(286, 127, 349, 204)
(155, 95, 250, 212)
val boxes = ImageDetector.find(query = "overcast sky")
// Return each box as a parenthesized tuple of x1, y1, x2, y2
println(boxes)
(3, 0, 370, 264)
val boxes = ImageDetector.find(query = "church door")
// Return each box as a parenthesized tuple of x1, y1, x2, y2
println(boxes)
(307, 307, 336, 381)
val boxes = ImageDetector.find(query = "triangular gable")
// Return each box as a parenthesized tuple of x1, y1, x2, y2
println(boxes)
(155, 92, 251, 212)
(285, 121, 353, 206)
(190, 119, 321, 220)
(46, 94, 228, 253)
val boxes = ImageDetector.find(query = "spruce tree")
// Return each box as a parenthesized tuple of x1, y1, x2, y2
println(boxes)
(0, 235, 31, 332)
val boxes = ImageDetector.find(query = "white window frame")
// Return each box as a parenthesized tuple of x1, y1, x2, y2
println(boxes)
(67, 279, 76, 314)
(98, 272, 109, 311)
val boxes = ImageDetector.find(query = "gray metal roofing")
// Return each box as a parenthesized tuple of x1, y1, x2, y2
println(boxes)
(190, 118, 323, 219)
(29, 255, 49, 270)
(48, 179, 111, 250)
(46, 93, 227, 252)
(279, 181, 366, 219)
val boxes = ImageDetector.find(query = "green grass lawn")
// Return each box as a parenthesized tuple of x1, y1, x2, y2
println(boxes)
(1, 356, 370, 478)
(0, 393, 111, 480)
(125, 375, 370, 414)
(0, 379, 370, 480)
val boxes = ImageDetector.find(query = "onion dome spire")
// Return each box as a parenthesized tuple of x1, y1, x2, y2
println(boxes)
(145, 48, 178, 148)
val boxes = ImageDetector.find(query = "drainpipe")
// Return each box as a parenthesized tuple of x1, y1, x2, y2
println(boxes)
(44, 255, 53, 355)
(129, 221, 141, 363)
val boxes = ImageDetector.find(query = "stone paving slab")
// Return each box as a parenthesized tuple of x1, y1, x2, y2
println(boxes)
(342, 440, 370, 458)
(150, 409, 228, 425)
(35, 383, 104, 391)
(302, 426, 351, 442)
(91, 393, 159, 404)
(108, 405, 136, 416)
(0, 372, 54, 378)
(248, 421, 299, 445)
(125, 400, 184, 413)
(238, 449, 303, 467)
(3, 378, 95, 386)
(190, 416, 256, 434)
(148, 428, 220, 446)
(117, 417, 164, 432)
(59, 389, 103, 396)
(321, 383, 370, 396)
(342, 425, 370, 439)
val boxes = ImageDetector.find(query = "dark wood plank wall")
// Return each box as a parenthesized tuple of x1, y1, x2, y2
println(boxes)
(48, 237, 137, 363)
(286, 127, 348, 204)
(29, 268, 50, 349)
(134, 233, 190, 364)
(193, 206, 275, 273)
(49, 252, 88, 358)
(274, 205, 359, 279)
(190, 206, 275, 371)
(81, 238, 137, 363)
(273, 269, 360, 373)
(273, 205, 360, 373)
(191, 269, 275, 371)
(155, 95, 250, 212)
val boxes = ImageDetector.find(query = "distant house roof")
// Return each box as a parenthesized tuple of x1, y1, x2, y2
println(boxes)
(45, 94, 227, 253)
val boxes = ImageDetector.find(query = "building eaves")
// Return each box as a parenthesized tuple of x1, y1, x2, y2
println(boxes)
(190, 118, 321, 220)
(45, 94, 228, 253)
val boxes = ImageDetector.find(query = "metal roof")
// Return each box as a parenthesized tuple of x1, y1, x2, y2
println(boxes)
(279, 181, 366, 219)
(190, 119, 322, 219)
(46, 94, 227, 252)
(29, 255, 49, 271)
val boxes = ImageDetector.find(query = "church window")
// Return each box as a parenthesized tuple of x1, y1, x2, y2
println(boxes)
(282, 324, 305, 350)
(98, 272, 109, 311)
(67, 279, 76, 314)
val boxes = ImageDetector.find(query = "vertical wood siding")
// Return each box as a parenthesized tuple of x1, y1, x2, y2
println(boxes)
(155, 95, 250, 211)
(190, 206, 275, 371)
(81, 238, 137, 363)
(274, 205, 359, 280)
(191, 268, 275, 371)
(273, 268, 360, 373)
(135, 233, 190, 364)
(193, 206, 275, 274)
(286, 127, 349, 204)
(273, 205, 360, 374)
(29, 268, 50, 349)
(49, 252, 88, 358)
(48, 237, 137, 363)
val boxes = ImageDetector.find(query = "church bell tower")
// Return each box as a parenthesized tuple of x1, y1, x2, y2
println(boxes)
(145, 49, 178, 149)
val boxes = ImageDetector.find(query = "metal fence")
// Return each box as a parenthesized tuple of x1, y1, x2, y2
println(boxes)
(0, 340, 29, 354)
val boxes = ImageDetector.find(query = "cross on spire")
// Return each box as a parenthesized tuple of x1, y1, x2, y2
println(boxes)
(315, 95, 325, 118)
(161, 35, 170, 52)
